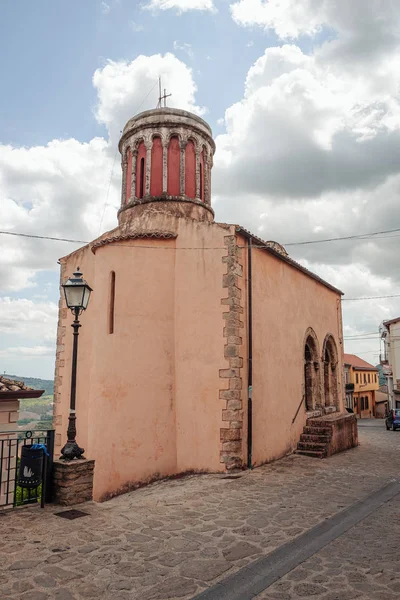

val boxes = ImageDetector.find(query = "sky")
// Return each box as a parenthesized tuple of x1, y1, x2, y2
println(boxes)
(1, 0, 400, 379)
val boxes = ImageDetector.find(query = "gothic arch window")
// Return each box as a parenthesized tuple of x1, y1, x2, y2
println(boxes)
(136, 141, 146, 199)
(185, 139, 196, 198)
(303, 328, 320, 412)
(322, 335, 339, 410)
(150, 136, 163, 196)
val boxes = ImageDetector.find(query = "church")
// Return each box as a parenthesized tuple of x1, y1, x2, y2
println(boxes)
(53, 107, 352, 502)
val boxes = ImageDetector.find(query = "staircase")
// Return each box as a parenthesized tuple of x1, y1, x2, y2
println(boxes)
(296, 421, 332, 458)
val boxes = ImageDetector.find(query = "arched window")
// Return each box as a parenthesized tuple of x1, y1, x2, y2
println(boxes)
(150, 136, 163, 196)
(125, 148, 132, 203)
(200, 149, 205, 201)
(185, 140, 196, 198)
(303, 329, 320, 412)
(167, 136, 180, 196)
(322, 335, 339, 410)
(136, 141, 146, 199)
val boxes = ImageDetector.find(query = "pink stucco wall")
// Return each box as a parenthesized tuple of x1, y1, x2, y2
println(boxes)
(55, 217, 231, 501)
(245, 241, 344, 466)
(54, 219, 344, 501)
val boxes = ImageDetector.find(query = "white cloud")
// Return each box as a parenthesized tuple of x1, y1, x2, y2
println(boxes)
(145, 0, 216, 13)
(0, 54, 202, 293)
(0, 346, 56, 358)
(173, 41, 194, 58)
(101, 2, 111, 14)
(93, 53, 205, 143)
(0, 298, 58, 342)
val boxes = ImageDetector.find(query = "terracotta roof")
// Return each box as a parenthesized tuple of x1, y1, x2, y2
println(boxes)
(0, 376, 44, 400)
(235, 226, 343, 295)
(343, 354, 379, 371)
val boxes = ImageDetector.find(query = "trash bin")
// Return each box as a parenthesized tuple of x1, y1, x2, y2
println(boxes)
(18, 445, 44, 489)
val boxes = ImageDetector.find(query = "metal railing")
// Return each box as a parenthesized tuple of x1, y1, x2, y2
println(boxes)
(0, 429, 54, 509)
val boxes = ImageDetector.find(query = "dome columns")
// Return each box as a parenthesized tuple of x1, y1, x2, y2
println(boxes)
(118, 109, 215, 223)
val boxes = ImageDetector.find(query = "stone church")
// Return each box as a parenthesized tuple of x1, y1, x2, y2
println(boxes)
(54, 107, 353, 502)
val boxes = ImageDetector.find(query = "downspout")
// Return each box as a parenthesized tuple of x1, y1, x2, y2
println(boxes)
(247, 237, 253, 469)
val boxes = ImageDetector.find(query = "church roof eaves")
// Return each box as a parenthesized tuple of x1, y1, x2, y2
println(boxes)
(235, 226, 343, 296)
(90, 231, 177, 254)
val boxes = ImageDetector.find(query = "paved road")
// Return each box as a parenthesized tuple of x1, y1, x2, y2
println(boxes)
(0, 419, 399, 600)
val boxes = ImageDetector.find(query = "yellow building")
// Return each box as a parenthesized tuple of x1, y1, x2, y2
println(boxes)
(344, 354, 379, 418)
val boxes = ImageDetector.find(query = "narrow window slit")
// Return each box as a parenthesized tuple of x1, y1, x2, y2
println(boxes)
(108, 271, 116, 334)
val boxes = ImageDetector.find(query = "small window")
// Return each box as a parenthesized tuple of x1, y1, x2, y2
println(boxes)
(365, 397, 369, 410)
(361, 397, 365, 411)
(364, 373, 366, 384)
(375, 374, 377, 383)
(368, 373, 371, 383)
(108, 271, 116, 334)
(139, 157, 145, 199)
(356, 373, 359, 384)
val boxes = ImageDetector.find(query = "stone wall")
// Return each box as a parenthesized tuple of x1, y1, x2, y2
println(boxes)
(53, 460, 95, 506)
(219, 235, 245, 470)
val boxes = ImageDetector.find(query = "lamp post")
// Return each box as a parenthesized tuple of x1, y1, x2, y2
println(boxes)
(60, 268, 92, 460)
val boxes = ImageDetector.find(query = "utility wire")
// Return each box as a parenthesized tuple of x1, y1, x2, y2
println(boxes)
(342, 294, 400, 301)
(2, 225, 400, 249)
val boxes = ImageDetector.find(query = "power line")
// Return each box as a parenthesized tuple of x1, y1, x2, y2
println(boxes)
(2, 225, 400, 249)
(284, 227, 400, 246)
(342, 295, 400, 301)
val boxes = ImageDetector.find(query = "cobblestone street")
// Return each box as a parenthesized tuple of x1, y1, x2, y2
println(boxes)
(1, 420, 400, 600)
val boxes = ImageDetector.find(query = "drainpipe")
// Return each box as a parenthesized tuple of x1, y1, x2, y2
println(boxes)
(247, 237, 253, 469)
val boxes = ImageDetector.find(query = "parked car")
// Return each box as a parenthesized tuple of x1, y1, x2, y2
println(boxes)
(385, 409, 400, 431)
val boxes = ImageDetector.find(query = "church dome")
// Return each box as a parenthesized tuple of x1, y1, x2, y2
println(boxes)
(118, 108, 215, 224)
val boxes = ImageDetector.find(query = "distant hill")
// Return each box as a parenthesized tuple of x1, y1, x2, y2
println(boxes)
(3, 374, 54, 397)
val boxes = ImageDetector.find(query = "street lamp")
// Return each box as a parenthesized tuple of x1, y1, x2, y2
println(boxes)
(60, 268, 92, 460)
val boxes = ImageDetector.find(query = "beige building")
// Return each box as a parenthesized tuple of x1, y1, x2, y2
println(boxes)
(380, 317, 400, 409)
(54, 108, 350, 502)
(343, 354, 379, 418)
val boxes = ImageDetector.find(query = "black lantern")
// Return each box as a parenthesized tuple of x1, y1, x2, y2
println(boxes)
(62, 268, 92, 313)
(60, 268, 92, 461)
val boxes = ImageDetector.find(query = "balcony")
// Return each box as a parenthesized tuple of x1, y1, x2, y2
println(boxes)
(345, 383, 355, 392)
(380, 354, 388, 365)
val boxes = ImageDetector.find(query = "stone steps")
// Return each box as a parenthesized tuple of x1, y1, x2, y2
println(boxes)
(296, 448, 327, 459)
(303, 426, 332, 435)
(297, 420, 332, 459)
(300, 433, 331, 443)
(297, 441, 328, 451)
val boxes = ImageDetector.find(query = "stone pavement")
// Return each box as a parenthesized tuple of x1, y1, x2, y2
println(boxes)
(0, 420, 399, 600)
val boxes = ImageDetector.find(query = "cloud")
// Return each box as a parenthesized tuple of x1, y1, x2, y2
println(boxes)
(173, 41, 194, 58)
(144, 0, 216, 13)
(0, 346, 56, 358)
(101, 2, 111, 14)
(0, 298, 58, 342)
(0, 54, 202, 293)
(93, 53, 205, 143)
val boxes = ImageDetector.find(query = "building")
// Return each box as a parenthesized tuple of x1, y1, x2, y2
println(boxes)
(344, 362, 354, 411)
(343, 354, 379, 418)
(375, 387, 389, 419)
(380, 317, 400, 409)
(53, 107, 351, 502)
